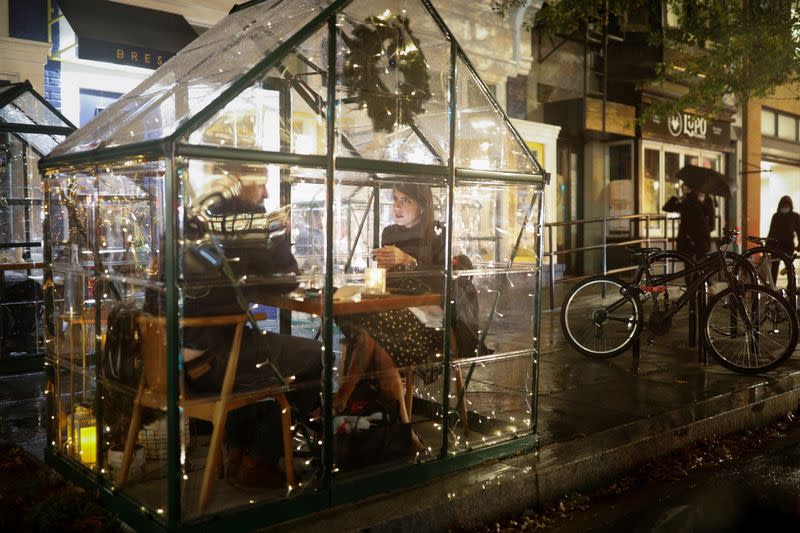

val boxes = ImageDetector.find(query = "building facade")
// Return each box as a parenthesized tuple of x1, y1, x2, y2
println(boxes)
(756, 86, 800, 238)
(4, 1, 793, 276)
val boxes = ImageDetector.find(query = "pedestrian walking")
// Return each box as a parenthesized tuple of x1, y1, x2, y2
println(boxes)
(767, 195, 800, 282)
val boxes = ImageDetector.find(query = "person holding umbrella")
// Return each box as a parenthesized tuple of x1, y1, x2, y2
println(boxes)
(766, 195, 800, 282)
(663, 165, 732, 261)
(663, 185, 715, 261)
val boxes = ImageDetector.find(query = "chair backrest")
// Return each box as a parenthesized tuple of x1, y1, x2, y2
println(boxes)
(137, 315, 169, 394)
(135, 313, 265, 397)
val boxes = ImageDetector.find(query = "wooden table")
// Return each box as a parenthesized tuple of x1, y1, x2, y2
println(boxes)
(261, 291, 441, 316)
(0, 261, 44, 272)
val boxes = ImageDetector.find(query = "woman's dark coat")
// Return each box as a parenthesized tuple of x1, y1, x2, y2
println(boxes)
(663, 192, 715, 259)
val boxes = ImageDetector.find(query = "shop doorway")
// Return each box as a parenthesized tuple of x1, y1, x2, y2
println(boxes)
(641, 141, 726, 240)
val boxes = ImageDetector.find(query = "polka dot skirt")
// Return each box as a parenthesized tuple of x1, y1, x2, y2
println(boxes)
(339, 309, 444, 383)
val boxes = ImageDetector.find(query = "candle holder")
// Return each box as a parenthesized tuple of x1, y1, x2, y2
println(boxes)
(364, 266, 386, 295)
(68, 404, 97, 466)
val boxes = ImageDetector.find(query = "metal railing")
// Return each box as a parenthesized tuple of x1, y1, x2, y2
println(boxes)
(543, 212, 721, 310)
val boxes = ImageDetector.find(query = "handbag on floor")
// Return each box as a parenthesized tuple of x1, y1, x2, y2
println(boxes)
(333, 380, 414, 469)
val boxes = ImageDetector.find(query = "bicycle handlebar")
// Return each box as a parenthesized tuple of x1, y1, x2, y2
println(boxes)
(716, 227, 739, 249)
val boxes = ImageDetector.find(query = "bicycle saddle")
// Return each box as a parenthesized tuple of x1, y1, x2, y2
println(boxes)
(627, 246, 662, 256)
(746, 235, 780, 247)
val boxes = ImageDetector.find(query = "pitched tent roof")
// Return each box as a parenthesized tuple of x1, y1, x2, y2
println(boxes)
(44, 0, 542, 177)
(0, 81, 75, 156)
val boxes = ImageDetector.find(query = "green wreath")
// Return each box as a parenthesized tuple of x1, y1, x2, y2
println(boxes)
(342, 13, 432, 133)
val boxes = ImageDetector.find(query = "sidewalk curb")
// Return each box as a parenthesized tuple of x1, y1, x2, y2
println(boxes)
(273, 374, 800, 532)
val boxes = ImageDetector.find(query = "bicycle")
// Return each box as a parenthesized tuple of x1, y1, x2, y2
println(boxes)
(561, 228, 798, 374)
(740, 236, 798, 312)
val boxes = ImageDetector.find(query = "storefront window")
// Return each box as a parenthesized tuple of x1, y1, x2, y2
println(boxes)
(702, 155, 719, 170)
(643, 148, 659, 214)
(609, 144, 632, 181)
(641, 143, 726, 241)
(665, 151, 681, 198)
(608, 142, 633, 234)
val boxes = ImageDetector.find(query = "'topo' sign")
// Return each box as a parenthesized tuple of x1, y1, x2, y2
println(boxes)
(667, 113, 707, 139)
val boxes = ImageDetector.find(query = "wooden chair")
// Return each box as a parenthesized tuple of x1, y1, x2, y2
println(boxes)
(404, 331, 470, 432)
(117, 313, 295, 512)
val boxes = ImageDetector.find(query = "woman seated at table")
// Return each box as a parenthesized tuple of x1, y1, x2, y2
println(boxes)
(335, 183, 444, 448)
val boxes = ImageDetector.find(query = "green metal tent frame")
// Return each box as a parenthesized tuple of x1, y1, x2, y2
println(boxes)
(39, 0, 547, 530)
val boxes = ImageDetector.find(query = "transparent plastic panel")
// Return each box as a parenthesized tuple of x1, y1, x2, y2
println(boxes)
(335, 0, 451, 163)
(331, 172, 447, 474)
(0, 205, 41, 243)
(98, 282, 169, 517)
(0, 105, 64, 156)
(173, 158, 325, 514)
(0, 135, 43, 258)
(454, 56, 536, 173)
(10, 91, 68, 127)
(19, 132, 62, 156)
(0, 271, 44, 357)
(26, 147, 42, 200)
(448, 352, 534, 451)
(452, 181, 541, 265)
(43, 161, 169, 517)
(43, 169, 95, 290)
(42, 168, 98, 470)
(50, 0, 336, 156)
(89, 161, 168, 516)
(0, 101, 34, 126)
(96, 162, 164, 286)
(185, 26, 328, 156)
(448, 182, 541, 451)
(0, 135, 45, 359)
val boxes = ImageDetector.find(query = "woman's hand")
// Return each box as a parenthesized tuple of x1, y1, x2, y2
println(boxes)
(372, 245, 415, 269)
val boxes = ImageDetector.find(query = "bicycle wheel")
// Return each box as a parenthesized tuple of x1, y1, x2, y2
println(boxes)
(703, 285, 798, 374)
(700, 250, 759, 290)
(561, 275, 642, 358)
(742, 246, 797, 308)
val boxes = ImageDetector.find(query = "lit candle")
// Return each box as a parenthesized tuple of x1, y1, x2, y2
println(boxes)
(364, 267, 386, 295)
(79, 426, 97, 465)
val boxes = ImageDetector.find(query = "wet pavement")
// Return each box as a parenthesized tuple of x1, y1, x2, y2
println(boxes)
(2, 296, 800, 530)
(0, 370, 46, 460)
(536, 309, 800, 448)
(548, 419, 800, 532)
(278, 301, 800, 532)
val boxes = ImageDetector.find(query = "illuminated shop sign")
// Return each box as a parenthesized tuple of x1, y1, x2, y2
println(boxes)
(667, 113, 707, 139)
(642, 108, 731, 151)
(79, 38, 172, 69)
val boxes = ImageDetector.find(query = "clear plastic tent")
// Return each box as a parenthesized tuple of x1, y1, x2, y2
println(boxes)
(39, 0, 546, 528)
(0, 81, 74, 370)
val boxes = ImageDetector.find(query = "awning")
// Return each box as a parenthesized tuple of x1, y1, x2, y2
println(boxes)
(57, 0, 198, 70)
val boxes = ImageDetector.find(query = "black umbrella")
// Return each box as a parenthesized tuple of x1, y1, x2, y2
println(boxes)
(674, 165, 734, 198)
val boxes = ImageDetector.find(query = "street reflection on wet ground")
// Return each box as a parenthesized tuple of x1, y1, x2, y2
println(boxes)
(536, 307, 800, 447)
(0, 370, 46, 460)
